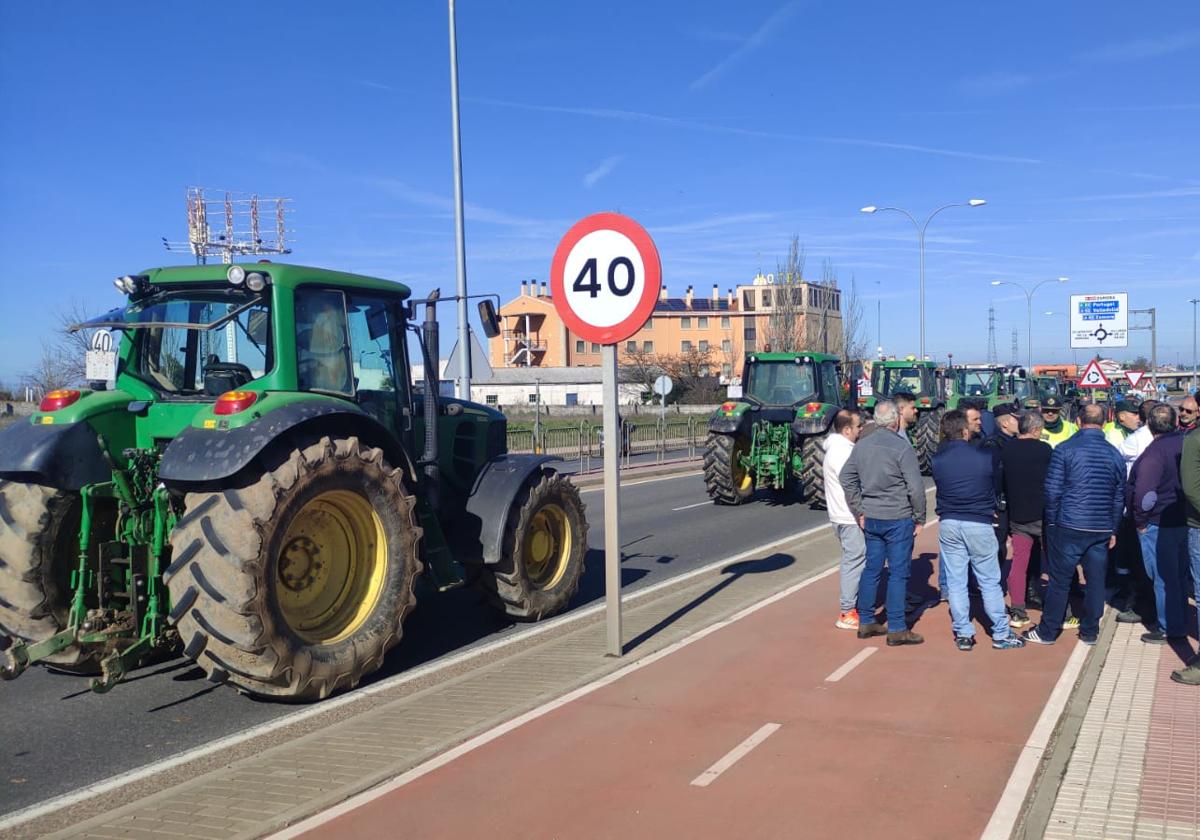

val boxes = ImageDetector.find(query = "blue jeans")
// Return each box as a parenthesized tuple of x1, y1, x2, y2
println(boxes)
(1138, 523, 1189, 636)
(940, 519, 1010, 641)
(835, 523, 867, 612)
(857, 518, 915, 633)
(1037, 525, 1109, 641)
(1188, 528, 1200, 638)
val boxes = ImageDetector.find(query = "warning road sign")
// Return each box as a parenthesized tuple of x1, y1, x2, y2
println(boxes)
(1078, 359, 1111, 389)
(1124, 370, 1146, 389)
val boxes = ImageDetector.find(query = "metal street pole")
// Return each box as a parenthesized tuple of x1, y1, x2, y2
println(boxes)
(600, 345, 622, 657)
(991, 276, 1068, 370)
(1190, 298, 1198, 393)
(448, 0, 471, 399)
(861, 199, 986, 360)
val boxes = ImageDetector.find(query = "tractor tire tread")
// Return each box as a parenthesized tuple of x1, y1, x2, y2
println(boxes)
(800, 435, 828, 510)
(703, 432, 751, 505)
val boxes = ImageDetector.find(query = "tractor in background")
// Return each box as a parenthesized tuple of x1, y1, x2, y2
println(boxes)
(858, 357, 945, 474)
(704, 351, 848, 509)
(946, 364, 1031, 413)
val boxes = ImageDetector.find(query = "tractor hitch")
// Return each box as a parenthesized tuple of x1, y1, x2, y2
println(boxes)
(0, 627, 79, 680)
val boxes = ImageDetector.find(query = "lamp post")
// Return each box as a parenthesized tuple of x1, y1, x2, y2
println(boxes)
(448, 0, 471, 399)
(990, 277, 1069, 370)
(860, 198, 986, 360)
(1190, 297, 1199, 394)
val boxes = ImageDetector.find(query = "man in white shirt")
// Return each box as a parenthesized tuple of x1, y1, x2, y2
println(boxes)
(1121, 400, 1160, 474)
(824, 409, 865, 629)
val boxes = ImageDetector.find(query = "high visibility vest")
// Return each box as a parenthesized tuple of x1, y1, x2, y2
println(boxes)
(1102, 421, 1131, 449)
(1041, 420, 1078, 448)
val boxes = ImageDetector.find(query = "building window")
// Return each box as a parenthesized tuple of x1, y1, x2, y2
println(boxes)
(644, 319, 653, 329)
(528, 393, 539, 404)
(626, 341, 637, 353)
(575, 339, 585, 353)
(698, 316, 709, 328)
(591, 342, 600, 353)
(722, 339, 732, 352)
(681, 317, 692, 329)
(722, 363, 733, 378)
(699, 340, 709, 353)
(681, 340, 693, 352)
(742, 290, 756, 311)
(643, 340, 653, 353)
(808, 288, 817, 307)
(485, 394, 498, 405)
(721, 316, 731, 328)
(565, 392, 578, 407)
(762, 289, 772, 308)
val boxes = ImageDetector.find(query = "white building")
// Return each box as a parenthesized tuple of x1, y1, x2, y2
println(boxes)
(469, 367, 643, 408)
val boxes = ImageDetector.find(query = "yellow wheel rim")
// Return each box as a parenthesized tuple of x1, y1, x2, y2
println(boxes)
(733, 440, 753, 492)
(275, 490, 388, 645)
(523, 503, 572, 590)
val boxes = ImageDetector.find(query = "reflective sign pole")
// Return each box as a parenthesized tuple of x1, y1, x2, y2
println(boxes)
(601, 344, 622, 657)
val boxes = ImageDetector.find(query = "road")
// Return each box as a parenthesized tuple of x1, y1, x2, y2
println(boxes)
(0, 468, 853, 816)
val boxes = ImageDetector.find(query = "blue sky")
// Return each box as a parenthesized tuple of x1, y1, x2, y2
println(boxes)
(1, 1, 1198, 384)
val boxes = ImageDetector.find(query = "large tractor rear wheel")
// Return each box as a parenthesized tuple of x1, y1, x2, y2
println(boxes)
(800, 434, 828, 509)
(166, 436, 422, 701)
(912, 409, 941, 475)
(477, 471, 587, 621)
(703, 432, 754, 505)
(0, 482, 110, 672)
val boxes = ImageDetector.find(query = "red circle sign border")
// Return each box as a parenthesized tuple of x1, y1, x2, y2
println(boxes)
(549, 212, 662, 346)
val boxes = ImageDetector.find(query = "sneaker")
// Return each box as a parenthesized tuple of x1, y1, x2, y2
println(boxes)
(857, 622, 887, 639)
(955, 636, 976, 652)
(1079, 635, 1098, 646)
(1141, 630, 1168, 644)
(1062, 616, 1080, 629)
(836, 609, 860, 630)
(1022, 628, 1055, 645)
(993, 636, 1026, 650)
(886, 630, 924, 646)
(1008, 607, 1031, 629)
(1115, 609, 1142, 624)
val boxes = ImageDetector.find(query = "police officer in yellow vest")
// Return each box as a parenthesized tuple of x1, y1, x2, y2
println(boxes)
(1038, 395, 1078, 447)
(1103, 400, 1141, 448)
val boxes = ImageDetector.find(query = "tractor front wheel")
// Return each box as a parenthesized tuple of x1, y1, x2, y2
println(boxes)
(703, 432, 754, 505)
(477, 471, 587, 621)
(800, 434, 828, 510)
(0, 482, 109, 672)
(166, 435, 422, 701)
(913, 409, 941, 475)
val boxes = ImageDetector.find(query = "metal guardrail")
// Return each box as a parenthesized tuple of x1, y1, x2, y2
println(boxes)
(506, 417, 705, 471)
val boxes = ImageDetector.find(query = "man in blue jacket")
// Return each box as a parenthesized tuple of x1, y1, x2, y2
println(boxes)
(1025, 404, 1127, 645)
(932, 410, 1025, 651)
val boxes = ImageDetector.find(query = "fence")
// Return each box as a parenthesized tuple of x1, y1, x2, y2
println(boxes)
(505, 417, 705, 473)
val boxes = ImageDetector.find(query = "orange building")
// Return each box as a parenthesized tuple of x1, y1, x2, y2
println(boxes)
(490, 274, 844, 381)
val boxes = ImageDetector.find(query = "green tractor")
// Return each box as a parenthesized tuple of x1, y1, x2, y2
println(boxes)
(857, 357, 945, 474)
(703, 351, 847, 509)
(0, 263, 588, 701)
(946, 364, 1030, 412)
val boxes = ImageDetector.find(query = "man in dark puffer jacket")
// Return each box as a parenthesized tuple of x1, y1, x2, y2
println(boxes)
(1024, 404, 1126, 646)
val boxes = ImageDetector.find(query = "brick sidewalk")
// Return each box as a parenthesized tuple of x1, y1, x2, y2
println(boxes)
(1044, 623, 1199, 840)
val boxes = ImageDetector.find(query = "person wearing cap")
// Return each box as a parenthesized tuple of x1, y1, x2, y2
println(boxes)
(1105, 401, 1141, 448)
(1039, 396, 1078, 448)
(981, 403, 1018, 577)
(1120, 399, 1160, 474)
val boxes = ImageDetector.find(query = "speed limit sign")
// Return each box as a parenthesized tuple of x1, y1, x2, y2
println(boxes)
(550, 212, 661, 345)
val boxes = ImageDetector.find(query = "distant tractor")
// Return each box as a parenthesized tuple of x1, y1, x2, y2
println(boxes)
(859, 357, 945, 474)
(704, 351, 847, 509)
(0, 263, 588, 701)
(946, 364, 1031, 412)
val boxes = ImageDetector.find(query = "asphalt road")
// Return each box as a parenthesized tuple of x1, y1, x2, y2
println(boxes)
(0, 469, 842, 815)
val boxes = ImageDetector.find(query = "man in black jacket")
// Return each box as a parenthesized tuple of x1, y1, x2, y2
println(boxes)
(1000, 412, 1053, 628)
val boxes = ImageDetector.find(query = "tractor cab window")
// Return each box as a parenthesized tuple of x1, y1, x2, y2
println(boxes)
(131, 289, 270, 395)
(955, 369, 996, 397)
(876, 366, 925, 397)
(819, 361, 840, 403)
(744, 361, 816, 405)
(346, 295, 404, 428)
(1009, 377, 1032, 400)
(296, 289, 354, 395)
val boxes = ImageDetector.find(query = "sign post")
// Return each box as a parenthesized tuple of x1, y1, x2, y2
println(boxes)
(653, 374, 673, 425)
(550, 213, 661, 658)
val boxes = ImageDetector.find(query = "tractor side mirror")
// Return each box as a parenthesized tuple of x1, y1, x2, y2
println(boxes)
(478, 299, 501, 339)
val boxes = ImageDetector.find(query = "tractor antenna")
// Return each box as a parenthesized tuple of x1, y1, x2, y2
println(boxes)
(162, 187, 293, 265)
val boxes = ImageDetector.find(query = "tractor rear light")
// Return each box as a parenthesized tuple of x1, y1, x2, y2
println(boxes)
(857, 396, 868, 405)
(805, 402, 822, 414)
(721, 402, 736, 412)
(39, 389, 81, 412)
(213, 390, 258, 415)
(919, 397, 931, 406)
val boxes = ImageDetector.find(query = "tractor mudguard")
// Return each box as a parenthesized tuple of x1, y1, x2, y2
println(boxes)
(462, 454, 557, 564)
(707, 413, 750, 435)
(158, 400, 413, 485)
(0, 419, 109, 490)
(791, 406, 837, 436)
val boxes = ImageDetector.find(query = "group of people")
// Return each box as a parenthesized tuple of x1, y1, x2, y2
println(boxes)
(822, 388, 1200, 686)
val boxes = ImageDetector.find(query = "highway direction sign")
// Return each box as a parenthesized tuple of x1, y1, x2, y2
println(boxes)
(1070, 293, 1128, 349)
(1079, 358, 1111, 388)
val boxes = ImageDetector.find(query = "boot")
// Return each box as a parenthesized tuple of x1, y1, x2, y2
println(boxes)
(1171, 655, 1200, 686)
(886, 629, 924, 646)
(857, 623, 887, 639)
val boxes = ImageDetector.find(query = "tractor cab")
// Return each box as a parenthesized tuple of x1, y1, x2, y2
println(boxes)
(741, 352, 841, 408)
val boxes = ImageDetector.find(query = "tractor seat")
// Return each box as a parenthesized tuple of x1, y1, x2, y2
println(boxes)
(204, 359, 254, 396)
(768, 387, 795, 404)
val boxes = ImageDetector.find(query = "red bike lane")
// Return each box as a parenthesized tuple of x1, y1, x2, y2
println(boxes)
(292, 524, 1081, 840)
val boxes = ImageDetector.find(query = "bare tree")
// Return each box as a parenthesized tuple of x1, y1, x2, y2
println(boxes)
(21, 299, 99, 392)
(658, 347, 723, 403)
(618, 346, 663, 400)
(842, 274, 870, 362)
(764, 236, 806, 352)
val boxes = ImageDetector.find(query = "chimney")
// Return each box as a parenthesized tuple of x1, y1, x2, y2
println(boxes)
(711, 284, 719, 302)
(659, 284, 668, 302)
(520, 280, 528, 297)
(727, 288, 734, 308)
(540, 281, 548, 297)
(685, 285, 693, 308)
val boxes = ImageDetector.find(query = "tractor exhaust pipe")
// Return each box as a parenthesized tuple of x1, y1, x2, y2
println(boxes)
(422, 290, 441, 505)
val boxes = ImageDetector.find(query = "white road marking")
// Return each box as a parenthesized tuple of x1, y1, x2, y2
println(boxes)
(824, 647, 878, 682)
(578, 469, 701, 494)
(671, 500, 712, 511)
(690, 723, 782, 788)
(978, 640, 1091, 840)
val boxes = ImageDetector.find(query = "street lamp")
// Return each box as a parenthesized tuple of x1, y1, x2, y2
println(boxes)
(860, 199, 986, 360)
(991, 276, 1069, 370)
(1190, 297, 1198, 394)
